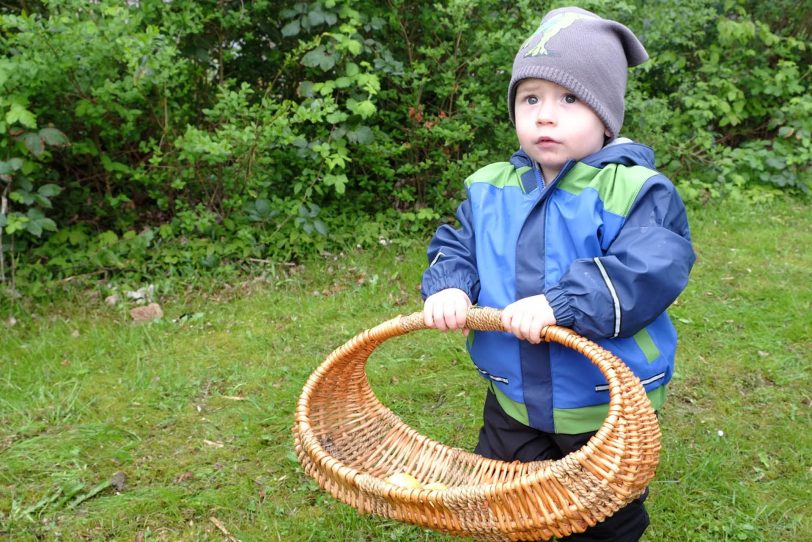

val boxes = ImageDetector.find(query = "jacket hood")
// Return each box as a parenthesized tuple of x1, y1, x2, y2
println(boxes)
(511, 138, 656, 172)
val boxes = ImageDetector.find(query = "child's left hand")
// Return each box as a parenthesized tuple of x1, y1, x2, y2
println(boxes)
(501, 295, 557, 344)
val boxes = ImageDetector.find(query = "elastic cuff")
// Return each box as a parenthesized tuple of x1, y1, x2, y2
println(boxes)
(545, 286, 575, 328)
(421, 272, 479, 301)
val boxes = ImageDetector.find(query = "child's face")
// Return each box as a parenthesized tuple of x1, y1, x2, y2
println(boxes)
(514, 78, 608, 181)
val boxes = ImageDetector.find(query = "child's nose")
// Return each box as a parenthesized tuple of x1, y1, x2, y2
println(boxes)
(535, 101, 557, 124)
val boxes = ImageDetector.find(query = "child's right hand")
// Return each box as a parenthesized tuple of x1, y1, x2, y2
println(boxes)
(423, 288, 472, 334)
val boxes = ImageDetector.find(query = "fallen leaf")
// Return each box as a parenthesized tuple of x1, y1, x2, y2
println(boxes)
(126, 284, 155, 301)
(174, 471, 194, 483)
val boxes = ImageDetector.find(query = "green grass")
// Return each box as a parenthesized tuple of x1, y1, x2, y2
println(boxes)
(1, 198, 810, 541)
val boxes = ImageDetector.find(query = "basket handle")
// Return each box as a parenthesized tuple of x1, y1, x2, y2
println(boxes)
(401, 305, 570, 341)
(396, 306, 618, 384)
(464, 305, 518, 332)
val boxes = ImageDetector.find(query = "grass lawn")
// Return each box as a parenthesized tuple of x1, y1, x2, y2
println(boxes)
(1, 198, 810, 541)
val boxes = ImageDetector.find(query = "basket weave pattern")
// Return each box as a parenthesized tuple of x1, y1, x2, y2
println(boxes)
(294, 307, 660, 541)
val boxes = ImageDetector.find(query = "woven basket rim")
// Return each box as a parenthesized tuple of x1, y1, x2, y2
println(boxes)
(294, 306, 659, 540)
(296, 307, 642, 489)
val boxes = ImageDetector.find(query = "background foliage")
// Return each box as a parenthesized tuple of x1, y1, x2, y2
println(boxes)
(0, 0, 809, 295)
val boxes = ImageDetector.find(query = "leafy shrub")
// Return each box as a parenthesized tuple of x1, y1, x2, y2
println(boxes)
(0, 0, 809, 296)
(622, 0, 810, 200)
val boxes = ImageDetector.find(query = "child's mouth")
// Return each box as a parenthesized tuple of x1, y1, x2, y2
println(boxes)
(535, 137, 560, 145)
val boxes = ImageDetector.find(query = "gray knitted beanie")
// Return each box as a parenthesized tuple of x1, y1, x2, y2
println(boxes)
(507, 7, 649, 138)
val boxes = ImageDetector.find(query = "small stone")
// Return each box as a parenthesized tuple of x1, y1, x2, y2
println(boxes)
(111, 471, 127, 492)
(105, 294, 119, 306)
(130, 303, 163, 322)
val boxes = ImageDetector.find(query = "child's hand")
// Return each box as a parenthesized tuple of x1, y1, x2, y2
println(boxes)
(501, 295, 556, 344)
(423, 288, 472, 335)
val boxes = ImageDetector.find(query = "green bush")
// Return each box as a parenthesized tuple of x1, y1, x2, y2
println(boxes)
(0, 0, 809, 294)
(623, 0, 811, 201)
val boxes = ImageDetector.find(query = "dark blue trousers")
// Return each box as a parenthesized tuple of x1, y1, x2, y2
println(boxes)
(474, 389, 650, 542)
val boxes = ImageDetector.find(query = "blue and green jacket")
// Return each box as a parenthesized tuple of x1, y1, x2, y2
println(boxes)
(421, 140, 695, 434)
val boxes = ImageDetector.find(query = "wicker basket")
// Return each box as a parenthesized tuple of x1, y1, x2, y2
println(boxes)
(294, 307, 660, 541)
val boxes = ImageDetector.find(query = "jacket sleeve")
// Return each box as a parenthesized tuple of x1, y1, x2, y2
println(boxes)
(421, 198, 481, 302)
(544, 175, 696, 339)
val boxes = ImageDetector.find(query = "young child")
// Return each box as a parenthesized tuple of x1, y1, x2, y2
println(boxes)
(421, 6, 696, 541)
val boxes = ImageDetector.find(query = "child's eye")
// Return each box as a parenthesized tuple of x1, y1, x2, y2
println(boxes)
(564, 94, 578, 104)
(527, 96, 538, 105)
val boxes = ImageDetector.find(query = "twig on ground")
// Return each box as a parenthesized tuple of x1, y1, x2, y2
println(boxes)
(209, 516, 238, 542)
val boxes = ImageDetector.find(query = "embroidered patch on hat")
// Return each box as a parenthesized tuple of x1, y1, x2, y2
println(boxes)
(522, 12, 594, 57)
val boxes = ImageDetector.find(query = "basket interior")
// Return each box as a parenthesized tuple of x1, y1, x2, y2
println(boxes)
(305, 338, 552, 488)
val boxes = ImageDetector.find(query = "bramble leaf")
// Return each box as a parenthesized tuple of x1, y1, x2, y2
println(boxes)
(39, 127, 69, 146)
